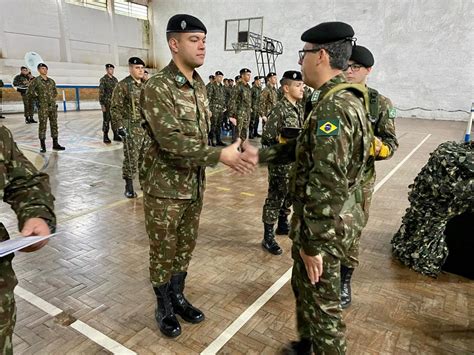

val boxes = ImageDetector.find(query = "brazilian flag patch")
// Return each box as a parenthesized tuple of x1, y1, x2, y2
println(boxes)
(317, 119, 340, 136)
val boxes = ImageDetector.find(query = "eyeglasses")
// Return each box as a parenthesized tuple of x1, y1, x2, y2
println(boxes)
(298, 49, 321, 62)
(344, 63, 364, 72)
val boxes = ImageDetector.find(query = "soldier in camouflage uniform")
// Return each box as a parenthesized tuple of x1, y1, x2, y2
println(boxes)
(249, 76, 262, 139)
(228, 68, 252, 142)
(259, 72, 278, 123)
(27, 63, 65, 153)
(243, 22, 373, 354)
(0, 125, 56, 355)
(99, 63, 119, 143)
(140, 14, 253, 339)
(13, 66, 37, 124)
(207, 70, 226, 146)
(0, 80, 4, 119)
(342, 45, 399, 308)
(205, 74, 214, 92)
(110, 57, 146, 198)
(261, 70, 304, 255)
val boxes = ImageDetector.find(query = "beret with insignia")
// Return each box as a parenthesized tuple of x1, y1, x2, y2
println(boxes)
(215, 71, 223, 76)
(350, 45, 374, 67)
(128, 57, 145, 66)
(282, 70, 303, 81)
(239, 68, 251, 75)
(234, 75, 240, 81)
(37, 63, 48, 69)
(167, 14, 207, 34)
(105, 63, 115, 69)
(209, 75, 215, 79)
(301, 21, 355, 44)
(266, 72, 277, 78)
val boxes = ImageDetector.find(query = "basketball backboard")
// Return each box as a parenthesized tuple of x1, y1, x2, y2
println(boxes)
(224, 17, 264, 52)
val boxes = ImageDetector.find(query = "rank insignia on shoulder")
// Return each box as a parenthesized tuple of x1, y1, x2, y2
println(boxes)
(316, 119, 340, 136)
(175, 75, 186, 85)
(388, 107, 397, 119)
(311, 90, 321, 103)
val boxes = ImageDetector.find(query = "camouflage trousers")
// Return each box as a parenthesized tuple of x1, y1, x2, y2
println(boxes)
(210, 106, 224, 141)
(38, 104, 58, 139)
(122, 123, 146, 180)
(249, 112, 259, 136)
(262, 165, 292, 224)
(345, 175, 375, 268)
(0, 255, 17, 355)
(21, 95, 35, 119)
(102, 104, 112, 133)
(291, 238, 346, 354)
(233, 112, 251, 142)
(144, 195, 203, 286)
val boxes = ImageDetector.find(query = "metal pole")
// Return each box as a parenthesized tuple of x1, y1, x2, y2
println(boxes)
(62, 90, 67, 112)
(465, 102, 473, 142)
(75, 87, 80, 111)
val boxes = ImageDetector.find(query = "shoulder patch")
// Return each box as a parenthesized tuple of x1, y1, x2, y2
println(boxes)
(311, 90, 321, 103)
(388, 107, 397, 119)
(316, 119, 340, 137)
(175, 74, 186, 86)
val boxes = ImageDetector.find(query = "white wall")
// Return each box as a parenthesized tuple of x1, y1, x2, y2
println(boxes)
(150, 0, 473, 120)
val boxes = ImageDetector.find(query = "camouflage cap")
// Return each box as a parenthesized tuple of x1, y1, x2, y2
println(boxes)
(301, 21, 355, 44)
(167, 14, 207, 34)
(350, 45, 375, 67)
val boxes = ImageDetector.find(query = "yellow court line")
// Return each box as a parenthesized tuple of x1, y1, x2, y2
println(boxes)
(207, 166, 229, 176)
(216, 187, 231, 191)
(240, 192, 255, 197)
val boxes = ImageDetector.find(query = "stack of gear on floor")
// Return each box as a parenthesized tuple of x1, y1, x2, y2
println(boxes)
(391, 141, 473, 278)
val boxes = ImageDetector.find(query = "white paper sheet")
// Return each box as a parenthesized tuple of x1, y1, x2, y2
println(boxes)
(0, 234, 56, 257)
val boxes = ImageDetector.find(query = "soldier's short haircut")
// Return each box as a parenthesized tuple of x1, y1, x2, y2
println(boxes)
(312, 39, 352, 70)
(166, 32, 182, 41)
(280, 78, 292, 87)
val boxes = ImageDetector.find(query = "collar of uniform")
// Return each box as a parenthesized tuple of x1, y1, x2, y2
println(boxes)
(168, 60, 201, 88)
(126, 75, 142, 86)
(317, 73, 346, 101)
(281, 96, 299, 110)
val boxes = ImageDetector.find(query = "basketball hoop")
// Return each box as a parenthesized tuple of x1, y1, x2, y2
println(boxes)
(231, 42, 242, 54)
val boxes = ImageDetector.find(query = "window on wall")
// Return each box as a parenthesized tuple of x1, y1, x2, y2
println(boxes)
(65, 0, 107, 11)
(114, 0, 148, 20)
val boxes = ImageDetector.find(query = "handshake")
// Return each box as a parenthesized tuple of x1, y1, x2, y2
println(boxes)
(219, 139, 259, 175)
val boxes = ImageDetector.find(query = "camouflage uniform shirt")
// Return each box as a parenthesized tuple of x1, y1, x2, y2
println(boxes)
(140, 60, 221, 200)
(259, 84, 278, 117)
(228, 81, 252, 117)
(207, 82, 226, 111)
(99, 74, 118, 106)
(27, 76, 57, 108)
(110, 75, 143, 131)
(12, 74, 30, 96)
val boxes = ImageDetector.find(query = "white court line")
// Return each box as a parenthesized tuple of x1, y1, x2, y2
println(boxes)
(200, 133, 432, 354)
(15, 286, 137, 354)
(65, 155, 122, 169)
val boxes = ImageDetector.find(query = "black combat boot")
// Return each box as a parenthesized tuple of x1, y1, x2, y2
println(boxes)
(39, 139, 46, 153)
(340, 265, 355, 309)
(25, 117, 30, 124)
(52, 138, 65, 151)
(30, 116, 37, 123)
(281, 338, 312, 355)
(124, 178, 137, 198)
(103, 133, 111, 144)
(153, 283, 181, 338)
(275, 214, 290, 235)
(262, 223, 282, 255)
(169, 272, 205, 324)
(113, 131, 122, 142)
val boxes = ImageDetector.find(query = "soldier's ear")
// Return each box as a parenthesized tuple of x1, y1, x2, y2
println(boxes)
(168, 37, 179, 53)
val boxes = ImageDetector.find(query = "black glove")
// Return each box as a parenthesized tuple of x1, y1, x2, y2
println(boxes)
(117, 127, 127, 137)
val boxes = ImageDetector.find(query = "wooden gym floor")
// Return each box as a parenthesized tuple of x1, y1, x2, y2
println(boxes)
(0, 111, 472, 354)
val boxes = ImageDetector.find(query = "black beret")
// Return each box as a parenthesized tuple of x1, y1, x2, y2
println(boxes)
(254, 76, 261, 81)
(105, 63, 115, 69)
(282, 70, 303, 81)
(215, 71, 223, 76)
(229, 78, 235, 82)
(301, 21, 355, 44)
(37, 63, 48, 69)
(239, 68, 251, 75)
(234, 76, 240, 81)
(167, 14, 207, 34)
(209, 75, 215, 79)
(144, 70, 149, 74)
(266, 72, 277, 78)
(128, 57, 145, 66)
(350, 45, 374, 67)
(21, 66, 28, 70)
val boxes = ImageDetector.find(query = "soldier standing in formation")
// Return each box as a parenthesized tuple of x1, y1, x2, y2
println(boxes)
(27, 63, 66, 153)
(341, 45, 398, 308)
(242, 21, 373, 354)
(13, 66, 37, 124)
(260, 70, 305, 256)
(99, 63, 119, 143)
(111, 57, 146, 198)
(140, 14, 253, 338)
(259, 72, 278, 124)
(0, 80, 5, 119)
(0, 125, 56, 354)
(249, 76, 262, 139)
(207, 70, 227, 146)
(205, 74, 214, 92)
(228, 68, 252, 141)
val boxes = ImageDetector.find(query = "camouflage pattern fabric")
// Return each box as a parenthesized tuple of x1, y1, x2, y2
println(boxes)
(0, 80, 3, 116)
(261, 97, 303, 225)
(110, 75, 145, 179)
(13, 74, 35, 119)
(228, 82, 252, 141)
(259, 74, 373, 353)
(391, 141, 474, 277)
(27, 76, 58, 139)
(345, 90, 399, 268)
(0, 125, 56, 354)
(259, 85, 278, 117)
(99, 74, 118, 133)
(140, 60, 222, 286)
(250, 84, 262, 135)
(207, 81, 226, 139)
